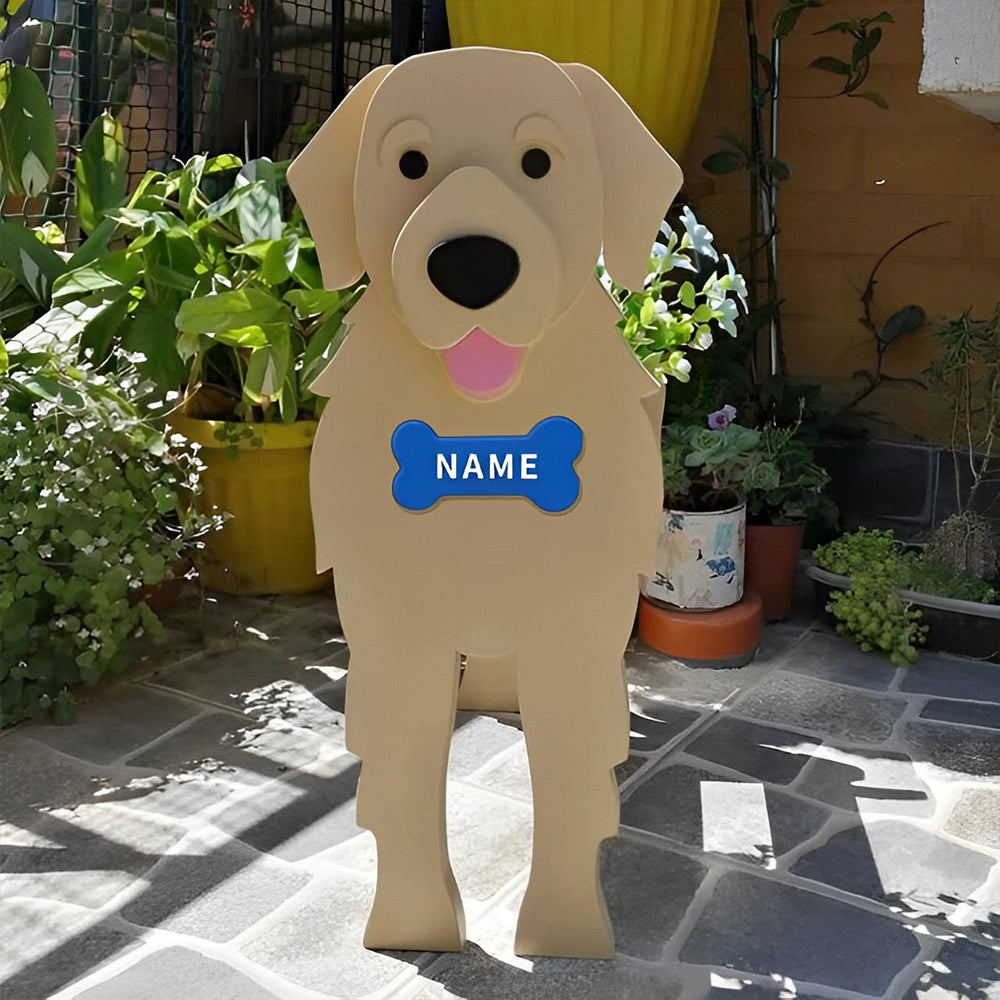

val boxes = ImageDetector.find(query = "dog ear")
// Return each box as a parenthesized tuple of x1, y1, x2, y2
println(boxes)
(287, 65, 393, 290)
(561, 63, 683, 292)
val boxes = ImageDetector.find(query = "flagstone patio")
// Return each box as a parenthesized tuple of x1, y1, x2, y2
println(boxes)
(1, 583, 997, 1000)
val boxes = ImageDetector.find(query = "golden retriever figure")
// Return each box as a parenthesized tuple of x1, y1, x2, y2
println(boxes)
(288, 47, 681, 958)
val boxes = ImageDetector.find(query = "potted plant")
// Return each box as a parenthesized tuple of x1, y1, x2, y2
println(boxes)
(743, 417, 834, 621)
(599, 208, 751, 612)
(807, 304, 1000, 662)
(0, 338, 218, 727)
(647, 411, 760, 610)
(13, 152, 361, 595)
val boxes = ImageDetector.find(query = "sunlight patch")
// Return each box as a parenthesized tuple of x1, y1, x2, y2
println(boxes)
(700, 781, 773, 866)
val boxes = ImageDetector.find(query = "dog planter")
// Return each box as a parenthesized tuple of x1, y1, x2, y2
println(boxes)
(288, 48, 681, 959)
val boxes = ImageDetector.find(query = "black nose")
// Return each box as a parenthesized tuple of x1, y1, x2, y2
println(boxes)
(427, 236, 520, 309)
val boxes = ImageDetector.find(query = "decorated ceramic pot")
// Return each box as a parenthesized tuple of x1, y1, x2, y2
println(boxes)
(642, 501, 746, 610)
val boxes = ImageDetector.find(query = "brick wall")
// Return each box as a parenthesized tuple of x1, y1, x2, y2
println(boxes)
(680, 0, 1000, 441)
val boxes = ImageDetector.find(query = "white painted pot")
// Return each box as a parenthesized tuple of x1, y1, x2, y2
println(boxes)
(642, 502, 746, 610)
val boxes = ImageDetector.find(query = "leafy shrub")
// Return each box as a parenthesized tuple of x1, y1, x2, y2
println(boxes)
(897, 551, 999, 605)
(0, 360, 217, 727)
(815, 528, 927, 666)
(599, 207, 749, 385)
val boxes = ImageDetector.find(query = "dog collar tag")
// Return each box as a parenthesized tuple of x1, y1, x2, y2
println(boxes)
(391, 416, 583, 513)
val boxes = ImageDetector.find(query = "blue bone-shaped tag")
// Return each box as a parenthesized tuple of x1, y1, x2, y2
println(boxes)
(391, 416, 584, 513)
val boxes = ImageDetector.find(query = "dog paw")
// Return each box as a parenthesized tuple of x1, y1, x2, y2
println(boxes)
(514, 896, 615, 959)
(363, 893, 466, 953)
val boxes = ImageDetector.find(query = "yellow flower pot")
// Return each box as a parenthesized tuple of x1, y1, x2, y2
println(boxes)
(169, 415, 330, 596)
(446, 0, 721, 158)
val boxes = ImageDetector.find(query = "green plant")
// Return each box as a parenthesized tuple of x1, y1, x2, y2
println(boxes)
(814, 528, 927, 665)
(12, 153, 360, 423)
(662, 409, 761, 511)
(743, 417, 833, 525)
(0, 341, 218, 728)
(598, 207, 749, 385)
(0, 57, 57, 198)
(702, 0, 896, 385)
(924, 304, 1000, 580)
(897, 553, 999, 605)
(0, 107, 129, 338)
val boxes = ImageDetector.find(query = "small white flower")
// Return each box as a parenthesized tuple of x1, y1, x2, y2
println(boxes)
(653, 299, 670, 316)
(723, 253, 750, 309)
(717, 298, 740, 337)
(37, 544, 54, 559)
(695, 330, 714, 350)
(680, 206, 719, 261)
(670, 353, 692, 376)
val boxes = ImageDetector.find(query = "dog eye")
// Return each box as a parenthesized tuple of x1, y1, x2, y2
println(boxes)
(521, 148, 551, 179)
(399, 150, 428, 179)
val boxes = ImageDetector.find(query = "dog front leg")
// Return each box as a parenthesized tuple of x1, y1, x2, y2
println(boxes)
(512, 635, 630, 959)
(346, 638, 466, 952)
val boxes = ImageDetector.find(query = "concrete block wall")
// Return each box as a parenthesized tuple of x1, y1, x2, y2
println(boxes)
(680, 0, 1000, 442)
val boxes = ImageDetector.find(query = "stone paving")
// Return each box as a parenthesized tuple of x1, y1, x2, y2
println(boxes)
(1, 585, 998, 1000)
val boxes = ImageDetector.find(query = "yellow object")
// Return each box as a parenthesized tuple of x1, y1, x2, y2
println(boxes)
(169, 415, 330, 595)
(446, 0, 721, 158)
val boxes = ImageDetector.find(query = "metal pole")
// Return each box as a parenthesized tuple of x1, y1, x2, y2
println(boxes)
(767, 34, 783, 377)
(332, 0, 346, 107)
(391, 0, 422, 64)
(76, 0, 99, 129)
(256, 0, 274, 159)
(176, 0, 195, 161)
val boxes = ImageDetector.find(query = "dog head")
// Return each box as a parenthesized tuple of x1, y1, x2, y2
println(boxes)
(288, 48, 681, 400)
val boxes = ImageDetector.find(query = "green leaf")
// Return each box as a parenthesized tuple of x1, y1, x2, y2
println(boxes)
(852, 28, 882, 64)
(11, 372, 85, 408)
(176, 286, 290, 351)
(0, 333, 7, 375)
(853, 90, 889, 108)
(763, 156, 792, 182)
(878, 305, 924, 344)
(301, 316, 348, 390)
(701, 150, 744, 175)
(53, 690, 78, 725)
(0, 63, 56, 197)
(234, 159, 282, 243)
(809, 56, 852, 75)
(69, 216, 123, 269)
(815, 20, 856, 34)
(0, 219, 66, 301)
(76, 112, 129, 236)
(179, 154, 207, 220)
(678, 282, 696, 309)
(868, 11, 894, 25)
(285, 288, 342, 318)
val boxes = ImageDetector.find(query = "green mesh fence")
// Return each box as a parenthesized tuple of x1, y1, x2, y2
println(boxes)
(0, 0, 393, 240)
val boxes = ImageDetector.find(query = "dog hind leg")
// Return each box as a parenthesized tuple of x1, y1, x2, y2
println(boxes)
(346, 639, 466, 952)
(512, 634, 629, 958)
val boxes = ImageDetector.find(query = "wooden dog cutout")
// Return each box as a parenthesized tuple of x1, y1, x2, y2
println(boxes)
(288, 47, 681, 958)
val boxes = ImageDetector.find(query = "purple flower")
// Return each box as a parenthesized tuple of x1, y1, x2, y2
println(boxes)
(707, 404, 737, 431)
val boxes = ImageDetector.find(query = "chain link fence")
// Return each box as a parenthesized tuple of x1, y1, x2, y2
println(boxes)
(0, 0, 415, 237)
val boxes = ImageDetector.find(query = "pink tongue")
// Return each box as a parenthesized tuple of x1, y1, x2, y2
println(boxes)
(442, 327, 525, 396)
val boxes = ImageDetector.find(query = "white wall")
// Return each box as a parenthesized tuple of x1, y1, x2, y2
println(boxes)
(920, 0, 1000, 122)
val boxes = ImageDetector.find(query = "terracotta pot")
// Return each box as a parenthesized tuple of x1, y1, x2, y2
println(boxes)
(744, 522, 805, 622)
(637, 590, 763, 667)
